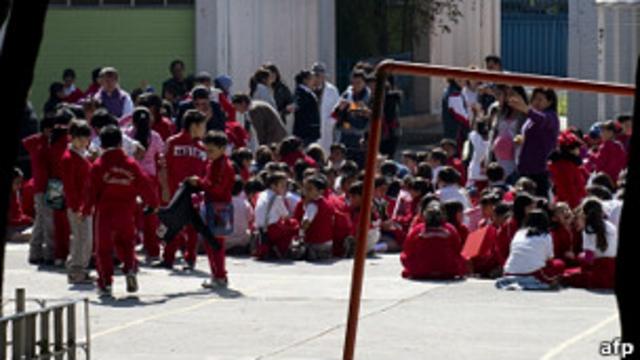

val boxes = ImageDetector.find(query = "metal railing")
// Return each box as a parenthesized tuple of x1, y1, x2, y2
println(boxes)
(0, 289, 90, 360)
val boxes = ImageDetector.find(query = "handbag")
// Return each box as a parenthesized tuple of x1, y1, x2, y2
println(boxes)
(45, 178, 65, 210)
(202, 202, 234, 236)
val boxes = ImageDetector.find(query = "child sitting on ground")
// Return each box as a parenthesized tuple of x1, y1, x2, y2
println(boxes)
(293, 175, 334, 261)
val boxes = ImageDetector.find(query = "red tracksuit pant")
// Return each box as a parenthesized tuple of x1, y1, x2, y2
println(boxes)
(95, 209, 138, 288)
(163, 226, 199, 265)
(204, 236, 226, 279)
(54, 208, 70, 261)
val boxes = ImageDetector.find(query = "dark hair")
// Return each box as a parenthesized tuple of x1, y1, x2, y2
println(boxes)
(255, 145, 273, 168)
(513, 193, 535, 226)
(245, 177, 266, 195)
(132, 107, 152, 149)
(430, 148, 448, 165)
(424, 202, 444, 228)
(381, 160, 398, 177)
(231, 93, 252, 105)
(295, 70, 313, 86)
(524, 209, 550, 237)
(330, 143, 347, 154)
(203, 130, 228, 147)
(437, 166, 460, 185)
(306, 144, 326, 165)
(582, 198, 608, 253)
(99, 125, 122, 149)
(250, 68, 271, 96)
(263, 63, 283, 85)
(69, 119, 92, 138)
(514, 177, 537, 195)
(348, 181, 364, 196)
(591, 172, 615, 193)
(409, 177, 431, 198)
(231, 147, 253, 166)
(195, 71, 212, 84)
(485, 55, 502, 66)
(480, 192, 501, 207)
(62, 68, 76, 79)
(169, 59, 185, 72)
(374, 175, 388, 189)
(266, 171, 288, 188)
(486, 163, 505, 182)
(416, 162, 432, 180)
(191, 85, 210, 100)
(617, 114, 632, 123)
(90, 109, 117, 130)
(531, 88, 558, 112)
(138, 92, 163, 111)
(351, 69, 367, 82)
(49, 82, 64, 99)
(402, 150, 418, 163)
(339, 160, 359, 177)
(442, 201, 464, 226)
(305, 175, 328, 191)
(294, 159, 311, 183)
(182, 109, 207, 130)
(586, 185, 613, 201)
(91, 67, 102, 83)
(387, 179, 401, 198)
(232, 176, 244, 196)
(278, 136, 303, 157)
(494, 203, 511, 218)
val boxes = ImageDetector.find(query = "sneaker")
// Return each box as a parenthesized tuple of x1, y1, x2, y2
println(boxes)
(343, 236, 356, 258)
(97, 285, 113, 298)
(202, 277, 228, 290)
(68, 272, 95, 285)
(151, 260, 173, 269)
(182, 260, 195, 272)
(28, 257, 43, 266)
(54, 259, 65, 268)
(126, 272, 139, 293)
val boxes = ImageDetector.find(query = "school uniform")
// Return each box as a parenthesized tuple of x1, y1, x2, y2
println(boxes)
(548, 152, 588, 209)
(587, 139, 627, 183)
(551, 226, 576, 265)
(294, 197, 334, 244)
(86, 148, 158, 289)
(49, 135, 72, 262)
(564, 221, 618, 289)
(437, 185, 472, 210)
(496, 217, 519, 265)
(61, 146, 93, 276)
(162, 130, 207, 266)
(324, 190, 352, 257)
(254, 189, 299, 259)
(466, 131, 488, 189)
(194, 154, 235, 279)
(391, 195, 419, 248)
(280, 151, 317, 170)
(401, 223, 466, 280)
(462, 224, 503, 277)
(227, 193, 254, 250)
(503, 229, 565, 284)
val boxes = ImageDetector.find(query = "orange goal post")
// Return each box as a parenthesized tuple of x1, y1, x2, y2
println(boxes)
(342, 60, 636, 360)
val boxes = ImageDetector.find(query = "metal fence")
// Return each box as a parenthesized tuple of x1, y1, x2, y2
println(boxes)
(1, 289, 90, 360)
(501, 13, 568, 77)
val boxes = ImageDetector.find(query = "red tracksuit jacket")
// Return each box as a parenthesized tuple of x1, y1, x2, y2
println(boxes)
(86, 148, 158, 215)
(588, 139, 627, 182)
(48, 135, 70, 181)
(152, 116, 177, 141)
(165, 131, 207, 194)
(196, 155, 235, 203)
(61, 148, 92, 215)
(21, 133, 50, 194)
(400, 223, 466, 279)
(548, 158, 587, 209)
(293, 197, 334, 244)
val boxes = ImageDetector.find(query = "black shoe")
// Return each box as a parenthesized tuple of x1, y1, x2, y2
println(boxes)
(28, 257, 43, 266)
(182, 261, 195, 272)
(97, 285, 113, 298)
(126, 272, 138, 293)
(151, 260, 173, 269)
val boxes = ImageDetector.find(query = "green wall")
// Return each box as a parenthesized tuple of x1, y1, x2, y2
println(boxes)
(31, 8, 195, 116)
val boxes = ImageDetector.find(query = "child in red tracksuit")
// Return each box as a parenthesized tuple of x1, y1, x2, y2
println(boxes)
(442, 201, 469, 246)
(587, 120, 627, 183)
(87, 126, 158, 297)
(8, 168, 33, 242)
(548, 131, 587, 209)
(186, 131, 234, 288)
(49, 114, 73, 266)
(157, 110, 208, 269)
(61, 120, 94, 284)
(294, 176, 334, 261)
(401, 201, 467, 280)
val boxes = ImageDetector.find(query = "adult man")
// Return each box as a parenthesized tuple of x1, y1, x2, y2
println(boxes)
(93, 67, 134, 118)
(162, 59, 188, 101)
(312, 62, 341, 153)
(176, 86, 226, 133)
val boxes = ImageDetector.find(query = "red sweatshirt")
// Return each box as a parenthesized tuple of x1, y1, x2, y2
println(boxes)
(588, 139, 627, 182)
(496, 217, 519, 265)
(152, 116, 177, 141)
(86, 148, 158, 214)
(280, 151, 317, 169)
(400, 223, 466, 279)
(165, 131, 208, 194)
(61, 147, 92, 214)
(48, 135, 71, 180)
(196, 154, 235, 203)
(21, 134, 49, 193)
(293, 197, 334, 244)
(548, 158, 587, 209)
(9, 190, 33, 227)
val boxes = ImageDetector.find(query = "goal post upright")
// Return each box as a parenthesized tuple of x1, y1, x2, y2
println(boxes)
(342, 59, 635, 360)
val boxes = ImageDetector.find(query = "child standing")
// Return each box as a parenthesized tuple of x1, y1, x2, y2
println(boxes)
(187, 131, 235, 288)
(61, 120, 94, 284)
(87, 126, 158, 297)
(548, 131, 587, 209)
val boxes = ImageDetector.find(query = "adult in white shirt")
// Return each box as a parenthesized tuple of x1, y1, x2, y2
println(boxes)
(312, 62, 341, 153)
(466, 129, 489, 187)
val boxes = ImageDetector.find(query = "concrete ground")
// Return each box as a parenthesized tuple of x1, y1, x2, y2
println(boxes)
(3, 241, 620, 360)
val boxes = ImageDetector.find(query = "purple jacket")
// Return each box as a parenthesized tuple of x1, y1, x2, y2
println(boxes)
(517, 109, 559, 175)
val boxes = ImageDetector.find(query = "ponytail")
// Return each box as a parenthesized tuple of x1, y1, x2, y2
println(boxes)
(582, 198, 608, 253)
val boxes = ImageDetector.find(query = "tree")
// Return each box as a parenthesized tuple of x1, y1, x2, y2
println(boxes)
(0, 0, 50, 304)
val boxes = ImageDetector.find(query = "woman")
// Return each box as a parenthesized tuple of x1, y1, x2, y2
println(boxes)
(488, 86, 527, 180)
(249, 68, 276, 109)
(264, 63, 294, 123)
(508, 88, 560, 198)
(125, 107, 165, 262)
(292, 70, 321, 146)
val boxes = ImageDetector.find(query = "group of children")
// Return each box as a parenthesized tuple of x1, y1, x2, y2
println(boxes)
(7, 60, 628, 298)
